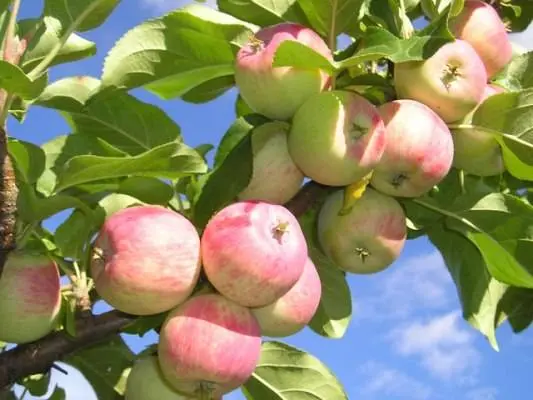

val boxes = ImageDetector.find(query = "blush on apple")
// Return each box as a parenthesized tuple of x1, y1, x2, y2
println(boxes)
(201, 200, 308, 308)
(90, 205, 201, 316)
(370, 99, 454, 197)
(157, 293, 261, 399)
(449, 0, 513, 78)
(0, 252, 61, 344)
(394, 39, 487, 123)
(251, 257, 321, 337)
(234, 22, 333, 121)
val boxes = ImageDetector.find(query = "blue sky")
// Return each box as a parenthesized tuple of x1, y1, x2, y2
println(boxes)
(10, 1, 533, 399)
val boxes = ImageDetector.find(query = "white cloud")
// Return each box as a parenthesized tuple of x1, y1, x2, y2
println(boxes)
(465, 387, 499, 400)
(355, 251, 455, 322)
(389, 311, 481, 383)
(140, 0, 217, 14)
(357, 361, 434, 400)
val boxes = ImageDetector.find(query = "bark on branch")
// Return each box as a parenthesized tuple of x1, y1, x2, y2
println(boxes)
(0, 125, 18, 280)
(0, 181, 330, 390)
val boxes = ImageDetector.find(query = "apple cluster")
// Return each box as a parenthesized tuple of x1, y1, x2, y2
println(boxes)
(85, 200, 320, 399)
(233, 0, 516, 276)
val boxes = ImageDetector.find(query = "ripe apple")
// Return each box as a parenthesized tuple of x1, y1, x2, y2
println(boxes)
(234, 22, 333, 121)
(158, 293, 261, 399)
(0, 252, 61, 344)
(394, 39, 487, 123)
(451, 84, 506, 176)
(317, 188, 406, 274)
(449, 0, 513, 78)
(370, 99, 454, 197)
(251, 257, 321, 337)
(125, 355, 198, 400)
(90, 205, 201, 316)
(238, 121, 304, 204)
(288, 90, 386, 186)
(201, 200, 308, 307)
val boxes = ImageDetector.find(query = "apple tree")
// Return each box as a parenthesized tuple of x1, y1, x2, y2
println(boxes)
(0, 0, 532, 398)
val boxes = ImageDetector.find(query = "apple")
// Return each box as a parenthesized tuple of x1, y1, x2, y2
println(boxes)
(0, 252, 61, 344)
(158, 293, 261, 399)
(201, 200, 308, 307)
(288, 90, 386, 186)
(451, 84, 506, 176)
(91, 205, 201, 316)
(317, 188, 406, 274)
(234, 22, 333, 121)
(125, 355, 198, 400)
(251, 257, 321, 337)
(394, 39, 487, 123)
(449, 0, 513, 78)
(238, 121, 305, 204)
(370, 99, 454, 197)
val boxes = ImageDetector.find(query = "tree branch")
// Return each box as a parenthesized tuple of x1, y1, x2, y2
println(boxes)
(0, 181, 330, 390)
(0, 125, 18, 280)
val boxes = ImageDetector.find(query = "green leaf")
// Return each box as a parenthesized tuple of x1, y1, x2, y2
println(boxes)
(0, 61, 47, 99)
(492, 51, 533, 92)
(54, 209, 96, 259)
(101, 4, 256, 98)
(471, 89, 533, 181)
(218, 0, 309, 28)
(18, 17, 96, 71)
(498, 0, 533, 32)
(243, 341, 348, 400)
(298, 187, 352, 339)
(496, 287, 533, 333)
(38, 85, 181, 155)
(48, 386, 66, 400)
(337, 27, 451, 69)
(297, 0, 366, 38)
(193, 133, 253, 229)
(54, 141, 207, 192)
(413, 193, 533, 289)
(18, 372, 51, 397)
(37, 133, 126, 196)
(65, 335, 135, 399)
(44, 0, 121, 32)
(8, 138, 46, 184)
(36, 75, 101, 112)
(117, 177, 174, 205)
(272, 40, 337, 74)
(17, 182, 91, 223)
(427, 226, 508, 350)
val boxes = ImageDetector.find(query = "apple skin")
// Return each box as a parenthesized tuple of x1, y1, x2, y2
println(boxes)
(449, 0, 513, 78)
(394, 39, 487, 123)
(0, 252, 61, 344)
(158, 293, 262, 399)
(317, 188, 406, 274)
(201, 200, 308, 307)
(238, 121, 304, 204)
(251, 257, 321, 337)
(125, 355, 201, 400)
(451, 84, 506, 176)
(370, 99, 454, 198)
(288, 90, 387, 186)
(90, 205, 201, 316)
(234, 22, 333, 121)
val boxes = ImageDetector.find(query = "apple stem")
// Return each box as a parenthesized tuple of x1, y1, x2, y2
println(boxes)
(198, 381, 215, 400)
(272, 221, 290, 243)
